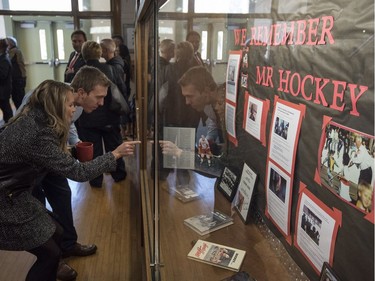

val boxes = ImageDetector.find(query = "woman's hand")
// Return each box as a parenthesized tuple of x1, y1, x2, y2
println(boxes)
(112, 141, 141, 159)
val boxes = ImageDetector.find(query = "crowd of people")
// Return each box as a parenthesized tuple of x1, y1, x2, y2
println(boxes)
(0, 31, 138, 281)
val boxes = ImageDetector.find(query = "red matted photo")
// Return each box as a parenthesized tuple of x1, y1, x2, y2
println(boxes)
(317, 120, 374, 216)
(294, 183, 342, 274)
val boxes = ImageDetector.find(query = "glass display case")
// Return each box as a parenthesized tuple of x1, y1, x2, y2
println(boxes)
(135, 1, 374, 280)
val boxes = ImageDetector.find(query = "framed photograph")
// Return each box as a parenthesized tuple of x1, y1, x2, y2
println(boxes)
(319, 262, 341, 281)
(232, 163, 257, 224)
(217, 166, 239, 202)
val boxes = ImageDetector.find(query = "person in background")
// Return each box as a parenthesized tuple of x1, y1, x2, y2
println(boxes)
(6, 36, 26, 109)
(65, 30, 87, 83)
(100, 38, 126, 89)
(0, 79, 139, 281)
(158, 39, 175, 93)
(111, 34, 131, 97)
(100, 38, 130, 141)
(186, 31, 205, 66)
(20, 66, 111, 281)
(0, 38, 13, 124)
(77, 40, 127, 188)
(112, 34, 134, 138)
(149, 39, 175, 129)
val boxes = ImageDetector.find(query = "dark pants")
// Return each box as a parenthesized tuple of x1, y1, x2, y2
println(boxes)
(0, 98, 13, 123)
(11, 78, 26, 109)
(79, 125, 126, 186)
(25, 215, 63, 281)
(32, 173, 78, 251)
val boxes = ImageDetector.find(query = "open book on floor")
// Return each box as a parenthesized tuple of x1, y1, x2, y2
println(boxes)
(184, 210, 234, 236)
(187, 239, 246, 272)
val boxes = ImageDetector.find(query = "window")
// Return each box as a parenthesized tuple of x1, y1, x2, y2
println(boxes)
(2, 0, 71, 11)
(79, 0, 110, 12)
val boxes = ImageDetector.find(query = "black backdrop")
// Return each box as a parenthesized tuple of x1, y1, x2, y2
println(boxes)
(224, 0, 374, 280)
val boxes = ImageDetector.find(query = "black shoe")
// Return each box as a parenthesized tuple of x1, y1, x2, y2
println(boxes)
(57, 261, 77, 281)
(62, 243, 97, 258)
(90, 182, 102, 188)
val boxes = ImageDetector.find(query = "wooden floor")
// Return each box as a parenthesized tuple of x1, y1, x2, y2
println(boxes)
(155, 170, 309, 281)
(0, 154, 144, 281)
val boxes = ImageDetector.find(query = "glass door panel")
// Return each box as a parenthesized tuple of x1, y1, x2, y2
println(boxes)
(10, 16, 73, 91)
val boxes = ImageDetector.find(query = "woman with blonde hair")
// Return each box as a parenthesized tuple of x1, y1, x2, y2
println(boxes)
(0, 80, 138, 281)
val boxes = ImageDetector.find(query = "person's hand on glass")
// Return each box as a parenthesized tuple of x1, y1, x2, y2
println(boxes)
(159, 140, 183, 158)
(112, 141, 141, 159)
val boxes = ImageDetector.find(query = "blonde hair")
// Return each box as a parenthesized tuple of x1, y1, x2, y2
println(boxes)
(9, 80, 73, 151)
(82, 40, 102, 61)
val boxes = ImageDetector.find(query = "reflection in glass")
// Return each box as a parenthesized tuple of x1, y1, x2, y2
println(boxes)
(158, 20, 188, 44)
(278, 0, 308, 13)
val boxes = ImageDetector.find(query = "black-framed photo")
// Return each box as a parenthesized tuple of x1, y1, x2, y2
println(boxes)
(232, 163, 257, 224)
(319, 262, 341, 281)
(217, 166, 239, 202)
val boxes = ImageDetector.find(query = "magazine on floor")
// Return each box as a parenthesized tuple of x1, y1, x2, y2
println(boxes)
(184, 210, 234, 235)
(187, 239, 246, 272)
